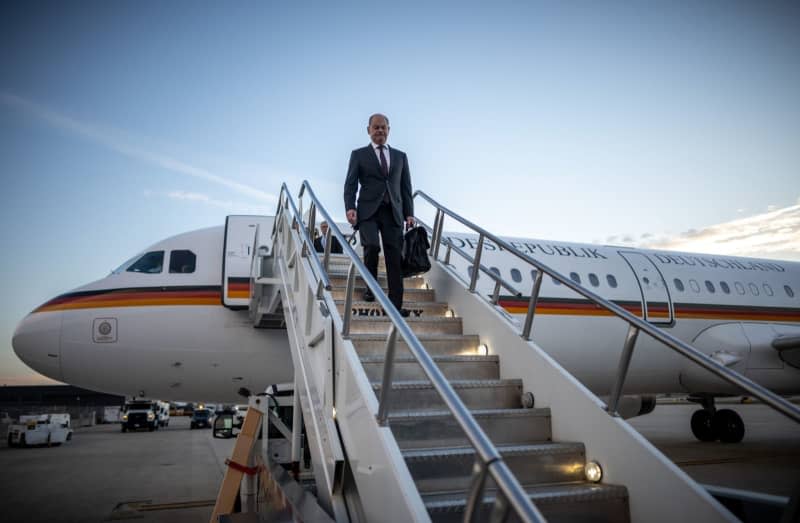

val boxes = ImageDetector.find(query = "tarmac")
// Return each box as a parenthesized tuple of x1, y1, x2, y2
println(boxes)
(0, 403, 798, 522)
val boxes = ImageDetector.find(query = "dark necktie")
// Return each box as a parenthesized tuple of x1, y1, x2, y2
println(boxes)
(378, 145, 389, 177)
(378, 145, 390, 203)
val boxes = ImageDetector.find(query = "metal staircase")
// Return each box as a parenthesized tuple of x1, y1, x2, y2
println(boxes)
(244, 181, 800, 522)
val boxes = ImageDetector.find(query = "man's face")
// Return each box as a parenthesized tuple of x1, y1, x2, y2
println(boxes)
(368, 116, 389, 145)
(320, 223, 328, 235)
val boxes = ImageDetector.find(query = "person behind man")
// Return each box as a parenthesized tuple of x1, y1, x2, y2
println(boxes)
(343, 113, 414, 316)
(313, 221, 343, 254)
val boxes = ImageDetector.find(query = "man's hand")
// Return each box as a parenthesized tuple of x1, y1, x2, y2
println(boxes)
(346, 209, 357, 225)
(405, 216, 415, 230)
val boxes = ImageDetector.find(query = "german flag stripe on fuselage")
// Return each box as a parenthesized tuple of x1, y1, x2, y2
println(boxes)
(226, 277, 251, 299)
(33, 286, 222, 312)
(497, 296, 800, 323)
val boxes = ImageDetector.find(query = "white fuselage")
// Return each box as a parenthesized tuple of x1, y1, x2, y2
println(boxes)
(12, 219, 800, 403)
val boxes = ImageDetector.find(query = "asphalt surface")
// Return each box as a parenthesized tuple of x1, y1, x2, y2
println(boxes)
(0, 416, 235, 523)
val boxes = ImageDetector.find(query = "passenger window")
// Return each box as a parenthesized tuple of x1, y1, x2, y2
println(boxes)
(748, 283, 759, 296)
(551, 276, 561, 285)
(127, 251, 164, 274)
(490, 267, 500, 276)
(763, 283, 774, 296)
(169, 250, 196, 274)
(673, 278, 684, 292)
(705, 280, 715, 293)
(606, 274, 618, 288)
(734, 282, 745, 295)
(720, 281, 730, 294)
(570, 272, 581, 284)
(689, 279, 700, 293)
(786, 285, 795, 298)
(588, 273, 599, 287)
(510, 268, 522, 283)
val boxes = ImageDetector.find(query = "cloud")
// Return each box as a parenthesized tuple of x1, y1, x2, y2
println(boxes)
(166, 190, 273, 214)
(0, 91, 278, 204)
(640, 202, 800, 261)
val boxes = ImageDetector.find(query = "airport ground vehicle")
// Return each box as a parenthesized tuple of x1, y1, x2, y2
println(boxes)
(120, 400, 159, 432)
(7, 414, 73, 447)
(155, 400, 170, 427)
(232, 404, 248, 427)
(189, 408, 212, 429)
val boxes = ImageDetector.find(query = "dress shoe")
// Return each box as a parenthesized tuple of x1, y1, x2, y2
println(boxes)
(400, 308, 411, 318)
(363, 289, 375, 302)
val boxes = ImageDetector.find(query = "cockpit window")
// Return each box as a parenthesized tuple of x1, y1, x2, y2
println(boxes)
(169, 250, 196, 274)
(126, 251, 164, 274)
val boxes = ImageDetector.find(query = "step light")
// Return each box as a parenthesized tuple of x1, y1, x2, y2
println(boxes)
(445, 309, 455, 318)
(478, 344, 489, 356)
(332, 407, 337, 419)
(585, 461, 603, 483)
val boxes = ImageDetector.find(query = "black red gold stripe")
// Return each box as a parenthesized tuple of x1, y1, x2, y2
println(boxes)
(497, 296, 800, 323)
(34, 286, 222, 312)
(226, 277, 251, 299)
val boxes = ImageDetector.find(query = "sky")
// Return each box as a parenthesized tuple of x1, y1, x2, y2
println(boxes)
(1, 1, 799, 386)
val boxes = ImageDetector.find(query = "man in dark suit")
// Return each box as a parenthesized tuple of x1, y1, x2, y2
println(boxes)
(314, 221, 343, 254)
(344, 113, 414, 316)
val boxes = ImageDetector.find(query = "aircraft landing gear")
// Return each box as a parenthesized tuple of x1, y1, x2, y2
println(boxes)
(689, 396, 745, 443)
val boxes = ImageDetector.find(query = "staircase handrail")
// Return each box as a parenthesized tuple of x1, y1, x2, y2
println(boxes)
(288, 181, 546, 523)
(414, 189, 800, 425)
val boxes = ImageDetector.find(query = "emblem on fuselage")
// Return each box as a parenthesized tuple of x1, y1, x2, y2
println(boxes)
(93, 318, 117, 343)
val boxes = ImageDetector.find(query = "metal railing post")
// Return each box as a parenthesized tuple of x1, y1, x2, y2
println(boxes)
(341, 262, 356, 338)
(607, 324, 640, 415)
(521, 270, 544, 340)
(468, 234, 485, 292)
(432, 210, 445, 260)
(376, 325, 399, 426)
(322, 227, 332, 272)
(464, 459, 490, 523)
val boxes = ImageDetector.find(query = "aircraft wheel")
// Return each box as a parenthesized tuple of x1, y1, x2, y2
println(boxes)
(690, 409, 716, 442)
(712, 409, 745, 443)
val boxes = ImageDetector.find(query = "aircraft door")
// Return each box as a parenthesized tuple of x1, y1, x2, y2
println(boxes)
(223, 215, 274, 308)
(618, 251, 674, 324)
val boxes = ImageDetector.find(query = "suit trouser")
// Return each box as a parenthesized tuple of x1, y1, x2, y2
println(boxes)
(359, 202, 404, 310)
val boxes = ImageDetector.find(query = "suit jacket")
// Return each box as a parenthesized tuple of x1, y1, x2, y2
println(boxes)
(314, 234, 343, 254)
(343, 144, 413, 227)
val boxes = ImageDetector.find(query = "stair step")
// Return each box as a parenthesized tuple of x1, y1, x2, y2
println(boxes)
(350, 316, 463, 335)
(328, 272, 427, 289)
(337, 301, 449, 318)
(349, 334, 481, 358)
(372, 379, 523, 411)
(389, 408, 552, 450)
(330, 286, 435, 302)
(423, 483, 630, 523)
(361, 355, 500, 381)
(404, 442, 586, 494)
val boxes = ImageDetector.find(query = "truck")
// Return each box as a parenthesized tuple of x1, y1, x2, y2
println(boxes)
(120, 401, 160, 432)
(7, 414, 73, 447)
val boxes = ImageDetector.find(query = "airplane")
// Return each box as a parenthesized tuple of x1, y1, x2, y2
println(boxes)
(11, 214, 800, 443)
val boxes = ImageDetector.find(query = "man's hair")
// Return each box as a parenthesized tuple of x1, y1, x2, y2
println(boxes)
(368, 113, 389, 126)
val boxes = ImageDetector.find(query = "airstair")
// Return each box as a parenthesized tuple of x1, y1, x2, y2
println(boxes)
(235, 181, 800, 523)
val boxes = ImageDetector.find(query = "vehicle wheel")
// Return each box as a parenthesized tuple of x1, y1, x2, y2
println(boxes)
(20, 434, 26, 448)
(47, 435, 51, 447)
(148, 424, 154, 432)
(190, 423, 195, 430)
(690, 409, 716, 442)
(121, 425, 127, 433)
(713, 409, 745, 443)
(66, 432, 72, 441)
(7, 434, 14, 448)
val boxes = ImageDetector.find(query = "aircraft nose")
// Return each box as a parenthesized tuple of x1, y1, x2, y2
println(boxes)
(12, 311, 63, 382)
